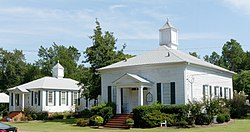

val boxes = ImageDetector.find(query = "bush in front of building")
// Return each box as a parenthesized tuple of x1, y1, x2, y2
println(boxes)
(142, 110, 167, 128)
(90, 102, 116, 124)
(216, 114, 226, 123)
(228, 91, 248, 118)
(132, 104, 188, 128)
(76, 118, 89, 127)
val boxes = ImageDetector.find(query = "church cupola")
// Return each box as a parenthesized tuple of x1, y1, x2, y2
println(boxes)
(52, 61, 64, 78)
(159, 20, 178, 49)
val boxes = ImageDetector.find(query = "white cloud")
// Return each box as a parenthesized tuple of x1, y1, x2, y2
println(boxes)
(109, 4, 127, 10)
(224, 0, 250, 15)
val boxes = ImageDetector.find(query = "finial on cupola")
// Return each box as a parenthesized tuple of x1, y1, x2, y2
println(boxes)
(159, 19, 178, 49)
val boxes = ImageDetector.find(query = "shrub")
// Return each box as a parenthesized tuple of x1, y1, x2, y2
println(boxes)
(142, 110, 167, 128)
(165, 114, 177, 126)
(176, 120, 188, 128)
(224, 114, 230, 122)
(95, 116, 104, 126)
(187, 100, 203, 126)
(195, 113, 210, 125)
(203, 98, 223, 123)
(89, 115, 98, 126)
(229, 91, 248, 118)
(132, 104, 188, 128)
(51, 112, 64, 119)
(36, 112, 49, 120)
(126, 118, 134, 125)
(80, 109, 91, 118)
(97, 106, 113, 124)
(76, 118, 89, 127)
(216, 114, 225, 123)
(90, 103, 116, 124)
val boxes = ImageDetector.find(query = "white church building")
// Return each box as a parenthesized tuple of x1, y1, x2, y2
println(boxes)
(8, 62, 92, 113)
(98, 21, 235, 114)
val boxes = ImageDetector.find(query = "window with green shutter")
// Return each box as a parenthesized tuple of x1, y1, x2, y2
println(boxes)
(170, 82, 175, 104)
(157, 83, 161, 103)
(108, 86, 112, 102)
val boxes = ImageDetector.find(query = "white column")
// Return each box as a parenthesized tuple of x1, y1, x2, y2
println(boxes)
(116, 88, 121, 114)
(22, 93, 25, 111)
(138, 86, 143, 106)
(13, 93, 15, 111)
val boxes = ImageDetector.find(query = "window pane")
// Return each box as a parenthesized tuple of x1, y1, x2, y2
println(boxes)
(61, 92, 66, 104)
(48, 91, 53, 104)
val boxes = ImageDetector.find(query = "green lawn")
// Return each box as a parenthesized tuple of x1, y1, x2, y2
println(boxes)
(3, 118, 250, 132)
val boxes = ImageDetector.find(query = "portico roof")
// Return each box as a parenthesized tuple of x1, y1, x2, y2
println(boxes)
(113, 73, 152, 87)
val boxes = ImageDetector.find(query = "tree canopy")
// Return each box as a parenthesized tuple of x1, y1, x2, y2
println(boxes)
(83, 20, 132, 99)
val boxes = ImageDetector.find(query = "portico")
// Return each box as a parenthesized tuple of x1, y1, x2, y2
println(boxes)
(112, 73, 153, 113)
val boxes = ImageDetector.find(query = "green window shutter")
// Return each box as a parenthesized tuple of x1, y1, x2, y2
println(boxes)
(11, 93, 13, 106)
(46, 91, 48, 106)
(203, 85, 206, 97)
(38, 91, 41, 106)
(31, 91, 33, 106)
(214, 87, 217, 96)
(220, 87, 223, 97)
(157, 83, 161, 103)
(54, 91, 56, 106)
(229, 88, 231, 99)
(59, 91, 61, 106)
(86, 97, 88, 107)
(170, 82, 176, 104)
(71, 92, 73, 105)
(108, 86, 112, 102)
(66, 91, 68, 106)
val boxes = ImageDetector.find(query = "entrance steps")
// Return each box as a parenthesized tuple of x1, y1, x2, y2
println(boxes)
(1, 111, 24, 122)
(104, 114, 133, 128)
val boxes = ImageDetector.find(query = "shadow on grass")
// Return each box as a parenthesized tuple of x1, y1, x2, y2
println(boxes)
(43, 118, 76, 125)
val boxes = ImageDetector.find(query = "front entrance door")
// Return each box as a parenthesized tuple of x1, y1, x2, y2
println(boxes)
(129, 89, 138, 112)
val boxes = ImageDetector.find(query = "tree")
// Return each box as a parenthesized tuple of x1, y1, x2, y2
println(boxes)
(221, 39, 246, 72)
(84, 19, 132, 99)
(233, 70, 250, 99)
(189, 52, 200, 59)
(36, 43, 82, 81)
(204, 51, 220, 65)
(0, 48, 27, 93)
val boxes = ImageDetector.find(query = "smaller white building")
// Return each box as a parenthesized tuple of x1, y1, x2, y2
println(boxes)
(8, 62, 88, 113)
(0, 93, 9, 104)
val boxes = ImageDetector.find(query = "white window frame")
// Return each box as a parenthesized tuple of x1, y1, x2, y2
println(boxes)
(224, 88, 229, 99)
(48, 91, 54, 105)
(203, 85, 209, 98)
(73, 92, 78, 105)
(214, 86, 219, 97)
(61, 91, 66, 105)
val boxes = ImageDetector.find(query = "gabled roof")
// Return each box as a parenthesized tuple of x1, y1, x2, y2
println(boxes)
(113, 73, 151, 85)
(0, 93, 9, 103)
(8, 77, 81, 92)
(98, 45, 235, 74)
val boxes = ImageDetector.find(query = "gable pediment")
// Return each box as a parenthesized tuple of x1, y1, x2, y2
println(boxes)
(113, 73, 152, 87)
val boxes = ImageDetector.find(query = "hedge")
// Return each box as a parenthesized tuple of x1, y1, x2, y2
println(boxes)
(132, 104, 188, 128)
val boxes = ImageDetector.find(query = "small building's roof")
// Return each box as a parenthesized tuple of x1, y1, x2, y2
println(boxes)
(8, 77, 81, 92)
(98, 45, 235, 75)
(0, 93, 9, 103)
(160, 20, 175, 30)
(53, 62, 64, 69)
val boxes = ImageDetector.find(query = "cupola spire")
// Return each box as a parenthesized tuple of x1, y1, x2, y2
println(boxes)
(52, 61, 64, 78)
(159, 19, 178, 49)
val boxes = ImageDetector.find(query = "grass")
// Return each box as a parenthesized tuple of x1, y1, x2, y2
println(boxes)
(3, 118, 250, 132)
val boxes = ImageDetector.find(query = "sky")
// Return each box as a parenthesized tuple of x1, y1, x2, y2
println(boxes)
(1, 0, 250, 63)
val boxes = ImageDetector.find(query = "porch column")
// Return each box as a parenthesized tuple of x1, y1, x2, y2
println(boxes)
(138, 85, 143, 106)
(22, 93, 25, 111)
(13, 93, 15, 111)
(116, 88, 121, 114)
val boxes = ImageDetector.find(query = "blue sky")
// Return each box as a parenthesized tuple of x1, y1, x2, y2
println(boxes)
(1, 0, 250, 63)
